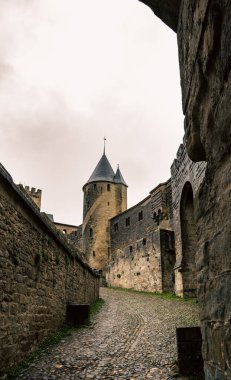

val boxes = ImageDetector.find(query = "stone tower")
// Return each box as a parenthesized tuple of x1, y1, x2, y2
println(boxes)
(82, 150, 127, 270)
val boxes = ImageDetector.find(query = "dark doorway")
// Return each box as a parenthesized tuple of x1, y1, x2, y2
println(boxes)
(180, 182, 197, 297)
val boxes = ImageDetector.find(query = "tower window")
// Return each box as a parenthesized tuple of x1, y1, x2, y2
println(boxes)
(87, 201, 90, 208)
(89, 228, 93, 238)
(138, 211, 143, 221)
(107, 184, 111, 191)
(129, 245, 133, 253)
(125, 217, 130, 226)
(108, 202, 110, 206)
(93, 184, 97, 191)
(93, 251, 95, 257)
(114, 223, 118, 232)
(143, 238, 147, 246)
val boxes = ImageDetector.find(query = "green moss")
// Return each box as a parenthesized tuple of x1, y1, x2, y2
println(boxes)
(7, 297, 105, 379)
(108, 286, 198, 304)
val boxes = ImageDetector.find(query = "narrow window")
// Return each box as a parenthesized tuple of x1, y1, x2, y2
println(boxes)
(108, 202, 110, 206)
(143, 238, 146, 246)
(129, 245, 133, 253)
(87, 201, 90, 208)
(93, 184, 97, 191)
(107, 184, 111, 191)
(114, 223, 118, 232)
(101, 187, 103, 193)
(93, 251, 95, 257)
(125, 217, 130, 226)
(89, 228, 93, 238)
(138, 211, 143, 221)
(108, 247, 110, 258)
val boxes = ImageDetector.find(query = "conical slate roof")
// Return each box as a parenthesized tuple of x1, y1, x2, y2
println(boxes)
(86, 153, 115, 185)
(114, 166, 127, 187)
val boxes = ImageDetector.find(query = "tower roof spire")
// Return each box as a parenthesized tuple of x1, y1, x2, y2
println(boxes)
(103, 137, 106, 155)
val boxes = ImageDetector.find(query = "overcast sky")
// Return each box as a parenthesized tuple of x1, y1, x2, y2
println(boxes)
(0, 0, 184, 226)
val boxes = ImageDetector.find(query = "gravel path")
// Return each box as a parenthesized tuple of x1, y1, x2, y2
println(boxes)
(17, 288, 200, 380)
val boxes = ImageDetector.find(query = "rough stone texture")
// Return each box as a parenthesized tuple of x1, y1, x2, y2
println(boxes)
(82, 181, 127, 271)
(171, 143, 206, 297)
(54, 222, 78, 236)
(14, 287, 201, 380)
(0, 167, 99, 377)
(17, 184, 42, 210)
(107, 181, 176, 293)
(177, 1, 231, 378)
(143, 1, 231, 378)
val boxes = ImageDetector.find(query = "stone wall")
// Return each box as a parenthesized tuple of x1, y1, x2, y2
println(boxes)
(177, 2, 231, 378)
(82, 181, 127, 270)
(107, 182, 175, 292)
(0, 165, 99, 377)
(171, 143, 206, 297)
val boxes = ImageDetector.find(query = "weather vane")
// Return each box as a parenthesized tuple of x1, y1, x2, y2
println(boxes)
(104, 137, 106, 154)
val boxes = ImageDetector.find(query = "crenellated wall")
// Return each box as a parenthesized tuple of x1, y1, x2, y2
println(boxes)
(0, 165, 99, 377)
(107, 181, 175, 292)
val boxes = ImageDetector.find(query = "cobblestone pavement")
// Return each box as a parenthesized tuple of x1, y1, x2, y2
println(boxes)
(17, 288, 200, 380)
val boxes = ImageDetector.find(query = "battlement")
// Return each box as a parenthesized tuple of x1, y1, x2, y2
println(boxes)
(18, 184, 42, 209)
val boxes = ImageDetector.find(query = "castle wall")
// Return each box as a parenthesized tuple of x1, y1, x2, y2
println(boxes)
(171, 143, 206, 297)
(107, 184, 175, 292)
(0, 166, 99, 377)
(82, 181, 127, 270)
(54, 222, 78, 236)
(177, 2, 231, 378)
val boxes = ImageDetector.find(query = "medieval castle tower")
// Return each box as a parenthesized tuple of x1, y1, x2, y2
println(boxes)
(82, 148, 127, 270)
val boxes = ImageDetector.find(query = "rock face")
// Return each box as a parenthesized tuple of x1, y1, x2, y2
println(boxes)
(179, 2, 231, 379)
(139, 1, 231, 378)
(0, 165, 99, 377)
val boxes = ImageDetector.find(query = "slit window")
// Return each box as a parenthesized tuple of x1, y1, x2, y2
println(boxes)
(107, 184, 111, 191)
(138, 211, 143, 221)
(93, 251, 95, 257)
(114, 223, 118, 232)
(143, 238, 147, 246)
(93, 184, 97, 191)
(125, 217, 130, 226)
(89, 228, 93, 238)
(129, 245, 133, 253)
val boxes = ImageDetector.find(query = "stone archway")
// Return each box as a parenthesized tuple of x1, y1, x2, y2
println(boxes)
(180, 182, 197, 298)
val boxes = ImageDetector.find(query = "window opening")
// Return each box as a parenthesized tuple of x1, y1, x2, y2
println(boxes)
(114, 223, 118, 232)
(138, 211, 143, 221)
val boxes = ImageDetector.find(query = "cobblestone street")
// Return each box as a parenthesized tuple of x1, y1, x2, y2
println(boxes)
(17, 288, 200, 380)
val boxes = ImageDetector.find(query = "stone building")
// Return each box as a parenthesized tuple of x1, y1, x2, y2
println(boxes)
(0, 163, 99, 377)
(107, 143, 206, 295)
(134, 2, 231, 378)
(107, 180, 175, 293)
(79, 142, 206, 298)
(82, 150, 127, 270)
